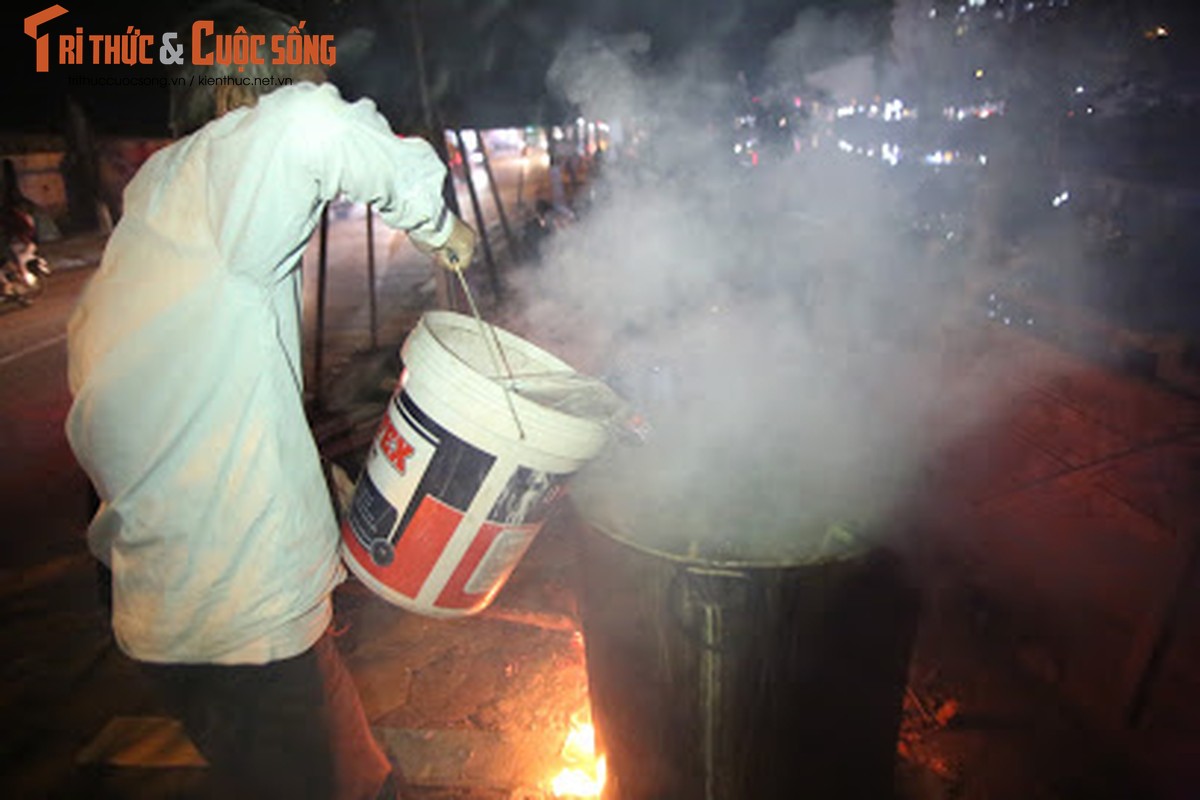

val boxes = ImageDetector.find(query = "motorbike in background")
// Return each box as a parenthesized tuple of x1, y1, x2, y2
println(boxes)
(1, 208, 51, 309)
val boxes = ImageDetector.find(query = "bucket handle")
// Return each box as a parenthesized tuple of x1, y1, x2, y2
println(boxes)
(453, 267, 527, 440)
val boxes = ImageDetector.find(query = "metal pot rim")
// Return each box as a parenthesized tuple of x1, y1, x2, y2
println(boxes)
(582, 517, 867, 571)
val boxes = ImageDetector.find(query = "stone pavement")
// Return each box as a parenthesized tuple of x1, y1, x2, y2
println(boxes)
(903, 324, 1200, 800)
(1, 515, 597, 799)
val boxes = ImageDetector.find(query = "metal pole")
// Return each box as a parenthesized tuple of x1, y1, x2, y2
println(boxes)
(314, 203, 329, 408)
(366, 202, 378, 350)
(454, 129, 501, 299)
(475, 130, 520, 261)
(409, 0, 432, 133)
(516, 145, 527, 213)
(409, 0, 455, 311)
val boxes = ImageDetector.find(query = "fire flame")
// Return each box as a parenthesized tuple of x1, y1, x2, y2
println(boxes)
(550, 717, 607, 798)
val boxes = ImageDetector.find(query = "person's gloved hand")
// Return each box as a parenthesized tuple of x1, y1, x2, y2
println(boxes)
(430, 216, 477, 272)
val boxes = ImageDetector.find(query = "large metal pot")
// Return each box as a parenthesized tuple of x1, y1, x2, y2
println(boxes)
(570, 508, 919, 800)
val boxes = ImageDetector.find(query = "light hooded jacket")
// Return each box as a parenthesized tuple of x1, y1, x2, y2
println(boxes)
(66, 82, 453, 664)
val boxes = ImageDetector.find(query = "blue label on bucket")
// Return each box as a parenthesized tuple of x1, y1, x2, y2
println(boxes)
(348, 388, 498, 561)
(347, 473, 399, 551)
(395, 386, 440, 447)
(390, 390, 497, 541)
(487, 467, 569, 526)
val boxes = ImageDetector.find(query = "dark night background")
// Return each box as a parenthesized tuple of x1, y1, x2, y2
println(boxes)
(4, 0, 879, 136)
(4, 0, 1200, 326)
(4, 0, 1194, 137)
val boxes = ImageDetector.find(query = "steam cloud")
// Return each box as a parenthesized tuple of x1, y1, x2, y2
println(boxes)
(503, 10, 1076, 562)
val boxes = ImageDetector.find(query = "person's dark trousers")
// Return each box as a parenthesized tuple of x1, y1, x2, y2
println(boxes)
(140, 631, 399, 800)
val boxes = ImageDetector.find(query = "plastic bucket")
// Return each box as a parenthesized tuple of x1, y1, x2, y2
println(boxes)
(340, 311, 624, 617)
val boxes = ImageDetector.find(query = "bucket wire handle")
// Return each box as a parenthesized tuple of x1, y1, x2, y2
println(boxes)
(452, 266, 527, 440)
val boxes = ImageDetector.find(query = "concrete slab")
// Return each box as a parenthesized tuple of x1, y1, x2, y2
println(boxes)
(376, 727, 562, 794)
(325, 523, 594, 796)
(75, 716, 206, 768)
(921, 324, 1200, 733)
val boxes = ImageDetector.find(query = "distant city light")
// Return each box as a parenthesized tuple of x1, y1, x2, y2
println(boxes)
(975, 68, 985, 79)
(1075, 85, 1085, 94)
(882, 142, 901, 167)
(944, 100, 1005, 121)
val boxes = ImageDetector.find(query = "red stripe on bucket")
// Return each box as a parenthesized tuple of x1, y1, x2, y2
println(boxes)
(391, 497, 463, 597)
(435, 522, 502, 609)
(434, 521, 539, 610)
(341, 495, 464, 599)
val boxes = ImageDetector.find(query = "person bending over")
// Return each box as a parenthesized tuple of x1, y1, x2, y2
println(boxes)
(65, 4, 475, 797)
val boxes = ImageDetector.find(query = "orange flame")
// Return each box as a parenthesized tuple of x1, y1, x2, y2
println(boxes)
(550, 716, 607, 797)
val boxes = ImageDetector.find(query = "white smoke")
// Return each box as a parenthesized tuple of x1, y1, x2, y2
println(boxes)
(503, 16, 1068, 562)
